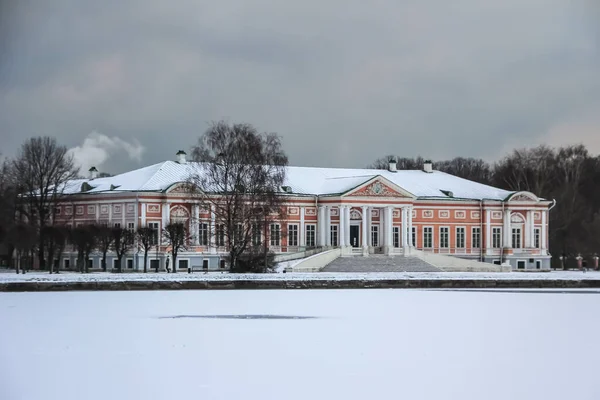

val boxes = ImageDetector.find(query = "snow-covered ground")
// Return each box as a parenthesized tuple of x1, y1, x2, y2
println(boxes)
(1, 269, 600, 283)
(1, 289, 600, 400)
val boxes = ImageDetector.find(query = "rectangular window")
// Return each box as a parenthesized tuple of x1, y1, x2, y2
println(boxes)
(127, 259, 133, 269)
(199, 223, 209, 246)
(512, 228, 522, 249)
(252, 223, 262, 247)
(492, 227, 502, 248)
(535, 260, 541, 269)
(113, 259, 120, 270)
(371, 225, 379, 247)
(305, 224, 316, 247)
(423, 227, 433, 248)
(330, 225, 339, 247)
(216, 224, 225, 247)
(411, 226, 416, 247)
(148, 222, 159, 246)
(178, 260, 189, 270)
(288, 224, 298, 246)
(472, 227, 481, 249)
(114, 223, 121, 228)
(392, 227, 400, 248)
(235, 223, 243, 244)
(440, 227, 449, 248)
(517, 260, 526, 269)
(456, 227, 465, 248)
(534, 228, 540, 248)
(127, 222, 135, 244)
(203, 259, 210, 270)
(270, 223, 281, 246)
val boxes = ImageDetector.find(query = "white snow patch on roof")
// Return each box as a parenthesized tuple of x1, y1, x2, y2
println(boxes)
(60, 161, 515, 200)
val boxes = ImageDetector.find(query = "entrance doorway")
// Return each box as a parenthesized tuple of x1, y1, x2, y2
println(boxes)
(350, 225, 360, 247)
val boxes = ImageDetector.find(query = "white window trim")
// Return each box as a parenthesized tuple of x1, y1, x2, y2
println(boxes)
(423, 226, 434, 249)
(287, 223, 299, 247)
(455, 226, 466, 249)
(370, 224, 379, 247)
(392, 226, 400, 248)
(126, 258, 134, 269)
(177, 258, 191, 269)
(471, 226, 481, 249)
(439, 226, 450, 249)
(305, 224, 316, 247)
(517, 259, 526, 269)
(492, 226, 502, 248)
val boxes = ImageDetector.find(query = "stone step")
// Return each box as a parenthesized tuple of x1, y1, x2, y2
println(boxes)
(323, 255, 440, 272)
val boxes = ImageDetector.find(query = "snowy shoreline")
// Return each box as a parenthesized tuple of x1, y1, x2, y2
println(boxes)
(1, 270, 600, 290)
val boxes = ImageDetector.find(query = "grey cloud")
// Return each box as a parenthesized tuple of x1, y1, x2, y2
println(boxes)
(1, 0, 599, 174)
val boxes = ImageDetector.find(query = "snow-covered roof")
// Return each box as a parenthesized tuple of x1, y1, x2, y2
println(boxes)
(63, 161, 516, 201)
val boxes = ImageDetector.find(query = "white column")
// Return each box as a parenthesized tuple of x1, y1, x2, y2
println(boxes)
(161, 203, 169, 244)
(383, 207, 392, 253)
(525, 210, 532, 248)
(485, 209, 491, 249)
(210, 207, 216, 253)
(95, 204, 100, 224)
(326, 206, 332, 246)
(367, 208, 372, 247)
(338, 206, 344, 247)
(317, 206, 325, 246)
(541, 210, 547, 252)
(121, 202, 126, 227)
(530, 210, 535, 249)
(401, 207, 408, 248)
(345, 206, 351, 247)
(192, 204, 199, 245)
(361, 206, 369, 254)
(503, 210, 511, 248)
(299, 207, 305, 247)
(109, 204, 113, 224)
(408, 206, 413, 247)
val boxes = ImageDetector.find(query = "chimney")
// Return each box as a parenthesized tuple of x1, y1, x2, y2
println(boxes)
(176, 150, 187, 164)
(388, 157, 397, 172)
(423, 160, 433, 173)
(88, 166, 98, 180)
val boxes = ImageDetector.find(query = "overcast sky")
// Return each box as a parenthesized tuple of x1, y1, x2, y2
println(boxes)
(1, 0, 599, 175)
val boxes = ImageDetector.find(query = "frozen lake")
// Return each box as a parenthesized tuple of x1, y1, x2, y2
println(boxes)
(1, 289, 600, 400)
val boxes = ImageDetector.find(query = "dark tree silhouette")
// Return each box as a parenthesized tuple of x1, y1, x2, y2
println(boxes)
(189, 121, 288, 272)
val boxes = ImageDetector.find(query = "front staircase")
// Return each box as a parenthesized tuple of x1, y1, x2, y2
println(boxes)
(322, 254, 440, 272)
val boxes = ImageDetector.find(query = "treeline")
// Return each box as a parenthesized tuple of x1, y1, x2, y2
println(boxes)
(370, 144, 600, 266)
(0, 137, 187, 273)
(0, 121, 287, 274)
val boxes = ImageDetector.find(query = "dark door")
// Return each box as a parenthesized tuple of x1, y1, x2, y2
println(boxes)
(350, 225, 360, 247)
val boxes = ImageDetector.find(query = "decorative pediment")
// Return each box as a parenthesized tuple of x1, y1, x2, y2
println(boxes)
(166, 182, 192, 194)
(508, 191, 539, 202)
(344, 176, 415, 198)
(350, 209, 362, 220)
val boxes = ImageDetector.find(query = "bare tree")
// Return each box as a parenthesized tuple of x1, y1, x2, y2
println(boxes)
(189, 121, 288, 272)
(7, 223, 37, 274)
(112, 227, 134, 273)
(96, 226, 114, 271)
(71, 225, 97, 273)
(367, 155, 428, 170)
(11, 137, 78, 270)
(41, 225, 69, 273)
(435, 157, 492, 184)
(136, 226, 155, 273)
(163, 222, 190, 273)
